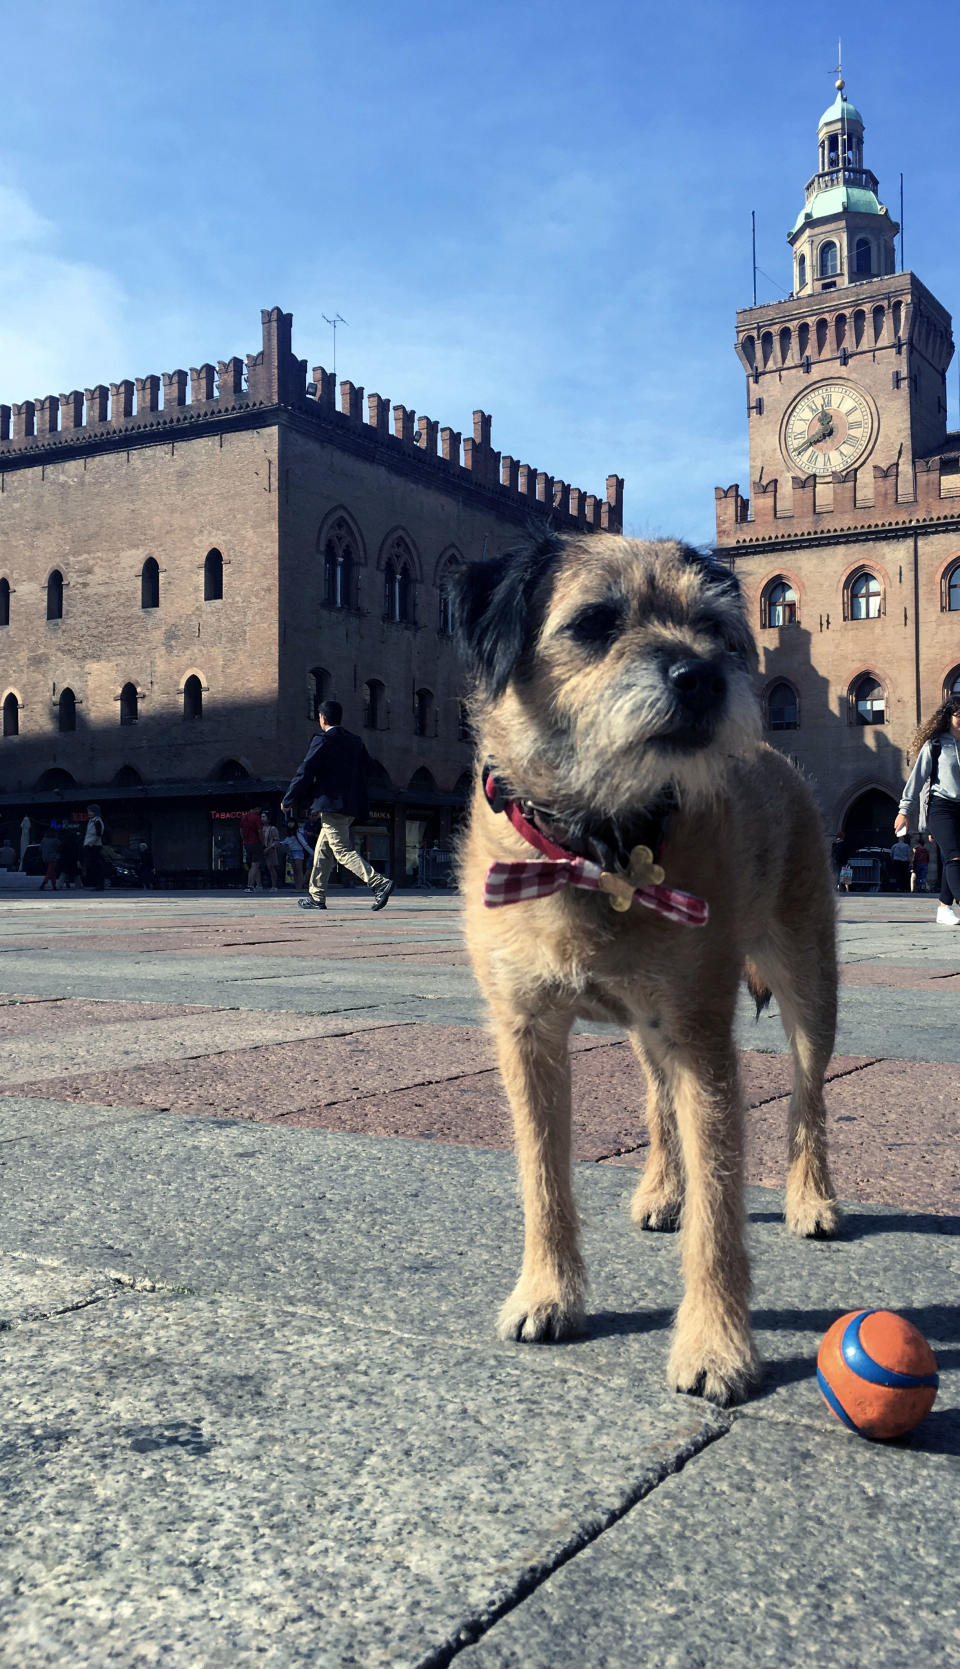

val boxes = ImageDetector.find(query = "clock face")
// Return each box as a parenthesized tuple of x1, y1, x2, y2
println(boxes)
(781, 384, 875, 476)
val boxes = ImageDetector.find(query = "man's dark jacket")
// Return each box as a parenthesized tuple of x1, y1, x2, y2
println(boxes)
(284, 726, 370, 820)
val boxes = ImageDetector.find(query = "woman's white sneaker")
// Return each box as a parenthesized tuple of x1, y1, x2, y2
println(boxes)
(936, 904, 960, 926)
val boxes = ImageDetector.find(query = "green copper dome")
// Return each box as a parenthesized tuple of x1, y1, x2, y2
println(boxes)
(819, 92, 864, 129)
(790, 183, 886, 236)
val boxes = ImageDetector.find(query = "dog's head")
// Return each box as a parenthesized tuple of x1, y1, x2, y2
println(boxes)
(455, 530, 760, 816)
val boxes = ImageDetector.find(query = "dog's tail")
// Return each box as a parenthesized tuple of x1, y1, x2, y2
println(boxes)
(744, 958, 773, 1020)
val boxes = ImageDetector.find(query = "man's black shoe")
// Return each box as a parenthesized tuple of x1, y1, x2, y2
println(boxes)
(370, 878, 394, 912)
(298, 896, 326, 910)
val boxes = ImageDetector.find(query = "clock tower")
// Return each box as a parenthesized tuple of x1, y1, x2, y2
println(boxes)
(715, 78, 960, 854)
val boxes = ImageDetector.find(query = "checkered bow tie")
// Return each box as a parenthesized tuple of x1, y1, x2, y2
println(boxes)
(481, 770, 709, 929)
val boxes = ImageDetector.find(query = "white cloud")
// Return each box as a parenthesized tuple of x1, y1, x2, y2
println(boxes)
(0, 177, 130, 400)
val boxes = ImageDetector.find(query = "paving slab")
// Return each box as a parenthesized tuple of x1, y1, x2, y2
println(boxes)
(458, 1416, 960, 1669)
(0, 1290, 727, 1669)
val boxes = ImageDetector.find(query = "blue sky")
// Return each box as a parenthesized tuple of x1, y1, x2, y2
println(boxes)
(1, 0, 958, 545)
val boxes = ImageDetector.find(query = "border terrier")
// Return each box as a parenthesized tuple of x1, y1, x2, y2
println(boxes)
(454, 530, 838, 1405)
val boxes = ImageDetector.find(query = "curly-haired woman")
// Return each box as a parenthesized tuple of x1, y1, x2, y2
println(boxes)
(895, 695, 960, 927)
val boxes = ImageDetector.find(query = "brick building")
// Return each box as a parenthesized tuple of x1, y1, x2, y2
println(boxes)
(715, 80, 959, 853)
(0, 306, 622, 882)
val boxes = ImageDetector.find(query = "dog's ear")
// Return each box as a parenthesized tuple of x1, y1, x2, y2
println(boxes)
(453, 530, 564, 698)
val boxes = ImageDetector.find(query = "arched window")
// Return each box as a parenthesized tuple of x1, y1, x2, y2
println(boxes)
(945, 564, 960, 611)
(2, 692, 19, 736)
(414, 688, 434, 737)
(0, 578, 9, 627)
(363, 679, 385, 730)
(761, 578, 798, 628)
(855, 238, 872, 276)
(141, 558, 160, 610)
(120, 682, 139, 725)
(383, 537, 414, 624)
(848, 571, 882, 620)
(852, 674, 885, 725)
(46, 569, 64, 621)
(797, 254, 807, 290)
(204, 548, 223, 601)
(183, 675, 203, 720)
(946, 669, 960, 699)
(323, 520, 354, 610)
(819, 241, 839, 278)
(848, 574, 888, 627)
(766, 682, 799, 731)
(308, 666, 330, 721)
(437, 555, 462, 634)
(58, 688, 76, 732)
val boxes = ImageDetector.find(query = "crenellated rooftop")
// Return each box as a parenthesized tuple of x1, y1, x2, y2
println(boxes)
(0, 306, 623, 534)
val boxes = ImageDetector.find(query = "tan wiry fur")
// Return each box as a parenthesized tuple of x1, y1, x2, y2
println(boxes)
(457, 533, 838, 1405)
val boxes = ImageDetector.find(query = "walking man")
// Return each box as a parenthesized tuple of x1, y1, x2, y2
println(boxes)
(281, 701, 393, 912)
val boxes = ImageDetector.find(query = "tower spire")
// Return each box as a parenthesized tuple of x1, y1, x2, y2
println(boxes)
(787, 77, 898, 295)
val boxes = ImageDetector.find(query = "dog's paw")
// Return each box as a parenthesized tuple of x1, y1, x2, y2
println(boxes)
(785, 1190, 841, 1240)
(630, 1183, 682, 1233)
(497, 1282, 585, 1344)
(667, 1316, 760, 1407)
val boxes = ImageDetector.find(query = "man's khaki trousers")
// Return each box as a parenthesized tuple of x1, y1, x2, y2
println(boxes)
(307, 812, 381, 903)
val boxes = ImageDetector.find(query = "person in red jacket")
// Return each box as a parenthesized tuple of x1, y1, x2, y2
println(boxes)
(281, 701, 393, 912)
(238, 805, 264, 892)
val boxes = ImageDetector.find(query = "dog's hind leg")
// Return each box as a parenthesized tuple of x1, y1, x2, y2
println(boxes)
(491, 1001, 586, 1343)
(628, 1036, 684, 1232)
(661, 1029, 759, 1405)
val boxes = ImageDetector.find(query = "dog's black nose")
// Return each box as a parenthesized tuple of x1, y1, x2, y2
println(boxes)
(667, 657, 727, 713)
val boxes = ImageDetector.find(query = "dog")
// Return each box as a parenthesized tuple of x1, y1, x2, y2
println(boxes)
(453, 530, 838, 1405)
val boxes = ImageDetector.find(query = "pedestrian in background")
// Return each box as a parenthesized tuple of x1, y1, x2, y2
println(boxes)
(282, 820, 307, 892)
(890, 834, 912, 893)
(911, 838, 930, 894)
(238, 806, 264, 893)
(281, 700, 393, 913)
(262, 812, 281, 890)
(56, 825, 81, 889)
(38, 829, 60, 890)
(896, 695, 960, 927)
(82, 804, 107, 892)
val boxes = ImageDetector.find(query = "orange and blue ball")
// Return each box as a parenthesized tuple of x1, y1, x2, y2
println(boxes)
(817, 1309, 938, 1440)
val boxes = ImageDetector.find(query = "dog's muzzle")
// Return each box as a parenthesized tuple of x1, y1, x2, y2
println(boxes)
(650, 654, 727, 750)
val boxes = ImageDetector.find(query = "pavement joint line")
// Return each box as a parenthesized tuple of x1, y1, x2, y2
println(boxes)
(0, 1107, 162, 1144)
(413, 1415, 734, 1669)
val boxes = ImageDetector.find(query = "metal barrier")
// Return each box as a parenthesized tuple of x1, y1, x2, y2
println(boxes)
(418, 848, 457, 889)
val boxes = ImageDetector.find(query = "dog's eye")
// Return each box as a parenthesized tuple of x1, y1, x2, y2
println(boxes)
(562, 601, 625, 651)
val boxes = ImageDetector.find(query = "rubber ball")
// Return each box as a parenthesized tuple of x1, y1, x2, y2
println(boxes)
(817, 1309, 938, 1440)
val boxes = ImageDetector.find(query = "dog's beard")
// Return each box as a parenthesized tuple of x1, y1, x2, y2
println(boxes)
(480, 658, 761, 821)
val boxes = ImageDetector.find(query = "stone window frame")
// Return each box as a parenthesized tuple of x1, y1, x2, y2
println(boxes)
(317, 509, 366, 613)
(939, 558, 960, 613)
(378, 528, 421, 628)
(435, 547, 464, 636)
(843, 568, 884, 622)
(760, 575, 799, 629)
(46, 568, 65, 622)
(848, 671, 887, 727)
(178, 670, 209, 722)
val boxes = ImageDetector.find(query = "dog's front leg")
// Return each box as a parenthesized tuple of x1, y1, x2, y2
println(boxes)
(492, 1002, 585, 1342)
(665, 1036, 759, 1405)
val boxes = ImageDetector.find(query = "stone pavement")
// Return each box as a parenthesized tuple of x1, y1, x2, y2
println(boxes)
(0, 879, 956, 1666)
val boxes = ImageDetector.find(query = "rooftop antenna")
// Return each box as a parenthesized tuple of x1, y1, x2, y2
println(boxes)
(322, 313, 347, 382)
(751, 209, 757, 306)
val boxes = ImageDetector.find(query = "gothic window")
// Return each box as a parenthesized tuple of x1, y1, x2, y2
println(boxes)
(872, 305, 885, 345)
(383, 537, 414, 623)
(761, 332, 774, 367)
(323, 520, 354, 609)
(944, 564, 960, 612)
(120, 682, 139, 725)
(414, 688, 434, 737)
(851, 675, 885, 726)
(778, 327, 792, 364)
(766, 681, 799, 731)
(58, 688, 77, 732)
(947, 669, 960, 699)
(2, 692, 19, 736)
(308, 666, 330, 721)
(141, 558, 160, 610)
(363, 679, 386, 730)
(855, 238, 872, 276)
(0, 578, 9, 627)
(183, 675, 203, 720)
(816, 317, 829, 356)
(204, 548, 223, 601)
(797, 254, 807, 290)
(847, 570, 883, 620)
(437, 554, 462, 635)
(761, 578, 798, 628)
(46, 569, 64, 621)
(819, 241, 839, 278)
